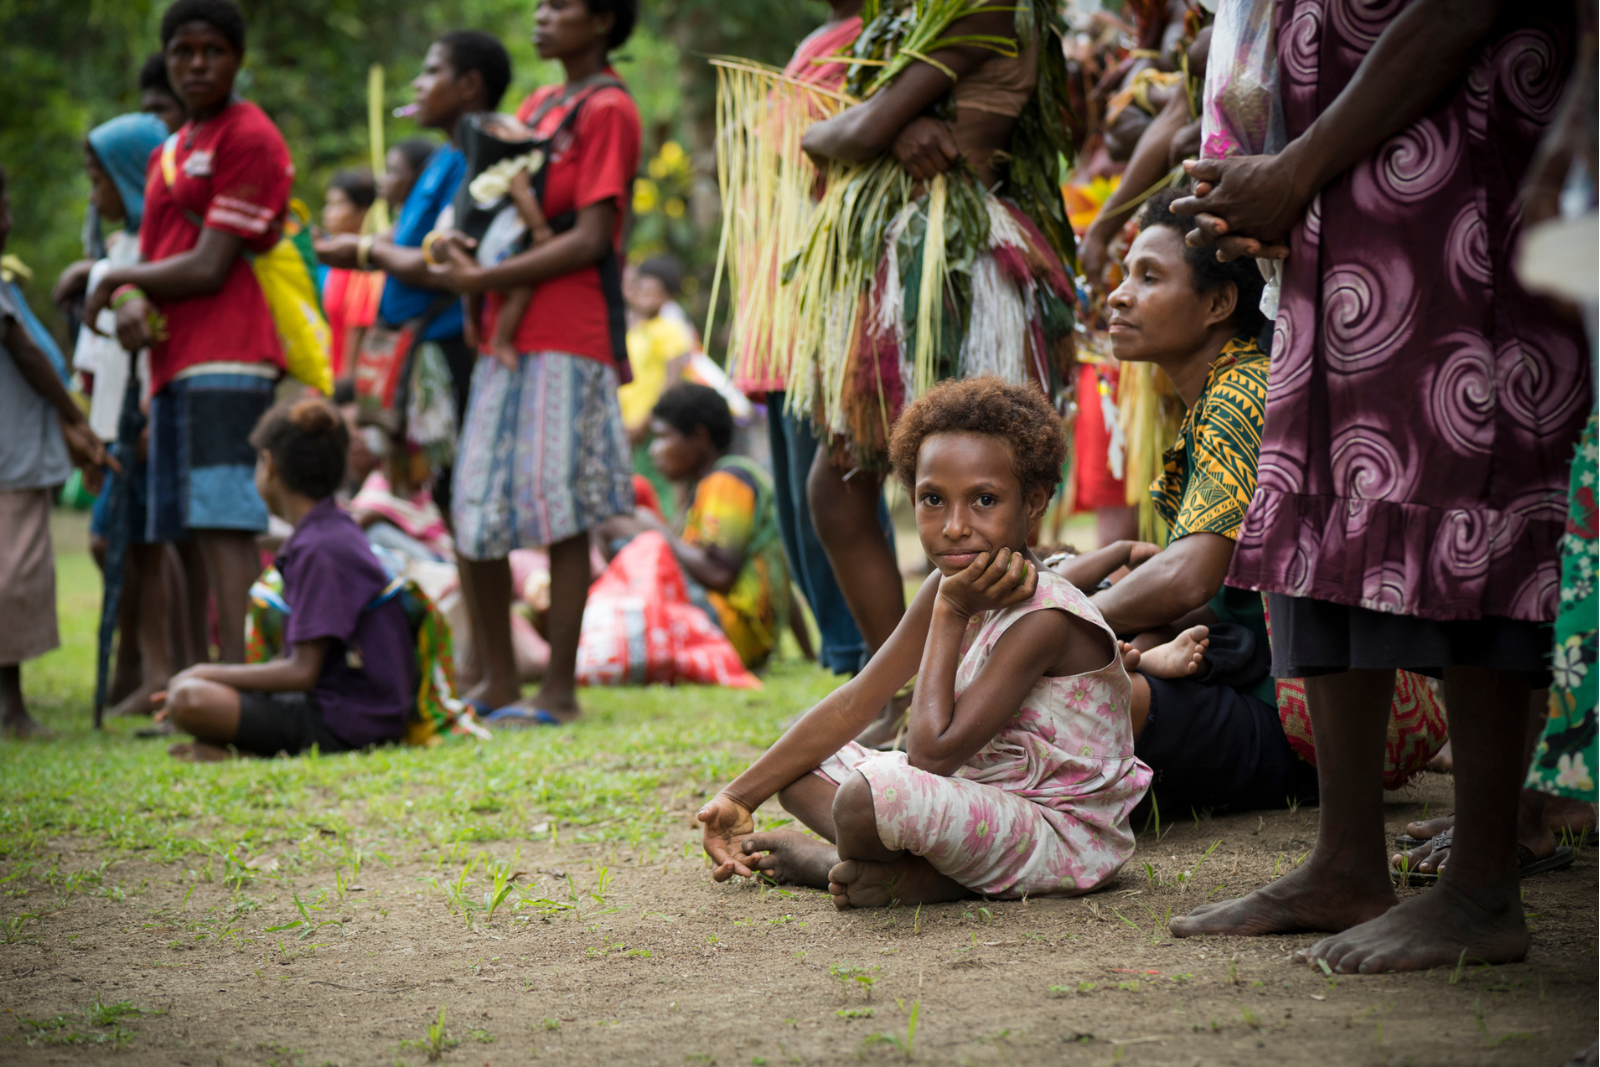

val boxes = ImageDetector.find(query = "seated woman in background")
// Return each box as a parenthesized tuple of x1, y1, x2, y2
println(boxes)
(603, 383, 789, 670)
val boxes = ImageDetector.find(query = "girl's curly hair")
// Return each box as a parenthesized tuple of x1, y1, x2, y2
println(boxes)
(888, 376, 1066, 498)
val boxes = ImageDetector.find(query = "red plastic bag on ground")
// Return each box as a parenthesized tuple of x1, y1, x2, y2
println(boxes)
(575, 531, 761, 690)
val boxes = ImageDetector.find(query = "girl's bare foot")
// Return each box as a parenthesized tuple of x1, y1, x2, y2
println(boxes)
(826, 857, 968, 909)
(1294, 880, 1527, 973)
(1426, 739, 1453, 774)
(1134, 625, 1210, 680)
(738, 831, 838, 888)
(1170, 863, 1396, 938)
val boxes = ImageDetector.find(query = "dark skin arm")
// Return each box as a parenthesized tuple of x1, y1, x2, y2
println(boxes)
(1081, 88, 1192, 285)
(1175, 0, 1506, 260)
(1089, 531, 1234, 636)
(428, 200, 617, 295)
(700, 576, 941, 877)
(614, 508, 744, 595)
(161, 639, 328, 698)
(84, 227, 244, 330)
(315, 231, 440, 289)
(4, 316, 116, 482)
(801, 6, 1017, 180)
(1050, 539, 1162, 592)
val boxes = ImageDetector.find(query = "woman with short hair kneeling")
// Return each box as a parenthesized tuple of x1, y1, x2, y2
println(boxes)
(698, 378, 1151, 908)
(159, 398, 416, 760)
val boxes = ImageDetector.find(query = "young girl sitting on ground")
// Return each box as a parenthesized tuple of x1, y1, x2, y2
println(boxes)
(699, 378, 1152, 907)
(158, 397, 416, 760)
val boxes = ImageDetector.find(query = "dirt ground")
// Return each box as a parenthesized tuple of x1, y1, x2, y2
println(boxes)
(1, 769, 1594, 1067)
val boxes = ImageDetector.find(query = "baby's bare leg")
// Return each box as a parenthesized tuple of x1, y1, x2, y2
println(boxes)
(493, 287, 534, 361)
(1135, 625, 1209, 680)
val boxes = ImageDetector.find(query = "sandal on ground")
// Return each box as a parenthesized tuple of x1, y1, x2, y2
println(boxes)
(1397, 826, 1598, 849)
(1392, 829, 1577, 886)
(482, 704, 564, 727)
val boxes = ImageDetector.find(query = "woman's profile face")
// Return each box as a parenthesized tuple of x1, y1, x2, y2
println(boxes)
(1106, 225, 1221, 366)
(165, 21, 241, 115)
(533, 0, 611, 62)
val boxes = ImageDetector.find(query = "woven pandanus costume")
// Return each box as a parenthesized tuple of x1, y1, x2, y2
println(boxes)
(710, 0, 1079, 471)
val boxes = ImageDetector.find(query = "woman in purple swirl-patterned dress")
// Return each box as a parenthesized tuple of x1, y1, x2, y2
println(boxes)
(1160, 0, 1589, 973)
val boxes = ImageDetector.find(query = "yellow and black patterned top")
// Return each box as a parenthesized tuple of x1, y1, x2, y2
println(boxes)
(1149, 334, 1270, 541)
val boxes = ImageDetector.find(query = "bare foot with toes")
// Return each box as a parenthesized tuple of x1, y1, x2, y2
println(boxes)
(1170, 863, 1396, 938)
(1293, 881, 1527, 973)
(826, 857, 967, 910)
(1134, 625, 1210, 680)
(737, 831, 838, 888)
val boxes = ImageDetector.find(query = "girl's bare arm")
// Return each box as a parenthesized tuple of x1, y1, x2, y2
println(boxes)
(716, 577, 941, 813)
(169, 640, 328, 694)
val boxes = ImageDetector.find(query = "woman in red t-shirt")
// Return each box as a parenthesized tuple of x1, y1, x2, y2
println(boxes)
(430, 0, 641, 725)
(84, 0, 293, 666)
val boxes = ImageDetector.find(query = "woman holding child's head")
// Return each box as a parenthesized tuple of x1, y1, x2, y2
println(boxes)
(1106, 188, 1265, 391)
(429, 0, 642, 725)
(698, 377, 1151, 908)
(159, 396, 415, 762)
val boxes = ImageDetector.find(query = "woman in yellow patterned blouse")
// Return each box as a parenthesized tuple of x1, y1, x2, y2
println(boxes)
(1051, 190, 1447, 815)
(636, 383, 790, 671)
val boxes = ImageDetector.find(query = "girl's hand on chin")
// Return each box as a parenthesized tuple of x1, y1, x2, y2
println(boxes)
(937, 546, 1037, 620)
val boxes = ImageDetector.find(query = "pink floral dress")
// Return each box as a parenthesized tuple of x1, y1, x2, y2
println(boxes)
(817, 571, 1152, 898)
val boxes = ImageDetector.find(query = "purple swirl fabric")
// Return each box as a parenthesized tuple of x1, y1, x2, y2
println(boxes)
(1227, 0, 1591, 623)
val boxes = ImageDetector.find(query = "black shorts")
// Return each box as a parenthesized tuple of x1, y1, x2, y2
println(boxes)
(233, 692, 354, 757)
(1135, 675, 1319, 813)
(1265, 593, 1552, 684)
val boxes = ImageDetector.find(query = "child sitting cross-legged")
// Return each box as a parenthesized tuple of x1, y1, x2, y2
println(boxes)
(699, 377, 1153, 907)
(158, 397, 416, 761)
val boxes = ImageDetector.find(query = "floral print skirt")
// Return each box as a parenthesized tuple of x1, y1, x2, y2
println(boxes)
(1527, 409, 1598, 801)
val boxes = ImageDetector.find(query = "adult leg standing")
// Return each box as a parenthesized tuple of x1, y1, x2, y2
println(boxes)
(1167, 0, 1589, 971)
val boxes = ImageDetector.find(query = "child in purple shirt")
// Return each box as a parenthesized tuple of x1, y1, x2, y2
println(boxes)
(159, 397, 416, 760)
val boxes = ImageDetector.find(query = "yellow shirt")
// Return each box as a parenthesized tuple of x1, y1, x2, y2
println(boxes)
(618, 314, 695, 429)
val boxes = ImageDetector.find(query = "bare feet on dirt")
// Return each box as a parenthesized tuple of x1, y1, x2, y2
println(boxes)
(1294, 880, 1528, 973)
(1170, 863, 1396, 938)
(1133, 625, 1210, 680)
(738, 830, 838, 888)
(826, 857, 968, 910)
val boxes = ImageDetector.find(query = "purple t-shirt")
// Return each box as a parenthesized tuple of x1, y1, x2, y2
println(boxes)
(277, 498, 415, 747)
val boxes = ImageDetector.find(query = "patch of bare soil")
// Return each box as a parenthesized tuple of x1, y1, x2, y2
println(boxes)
(1, 772, 1594, 1067)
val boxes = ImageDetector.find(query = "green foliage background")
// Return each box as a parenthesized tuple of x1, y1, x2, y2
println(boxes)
(0, 0, 826, 340)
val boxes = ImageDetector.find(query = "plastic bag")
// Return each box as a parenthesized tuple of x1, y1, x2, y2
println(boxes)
(1201, 0, 1288, 320)
(575, 531, 761, 690)
(1200, 0, 1286, 161)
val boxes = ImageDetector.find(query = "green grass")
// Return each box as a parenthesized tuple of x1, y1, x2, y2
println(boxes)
(2, 510, 840, 875)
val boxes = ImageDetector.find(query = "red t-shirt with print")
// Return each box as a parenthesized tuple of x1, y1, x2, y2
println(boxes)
(140, 99, 293, 392)
(479, 76, 641, 365)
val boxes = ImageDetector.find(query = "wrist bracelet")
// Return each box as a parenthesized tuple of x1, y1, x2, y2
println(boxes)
(110, 285, 146, 310)
(356, 234, 374, 270)
(421, 230, 443, 266)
